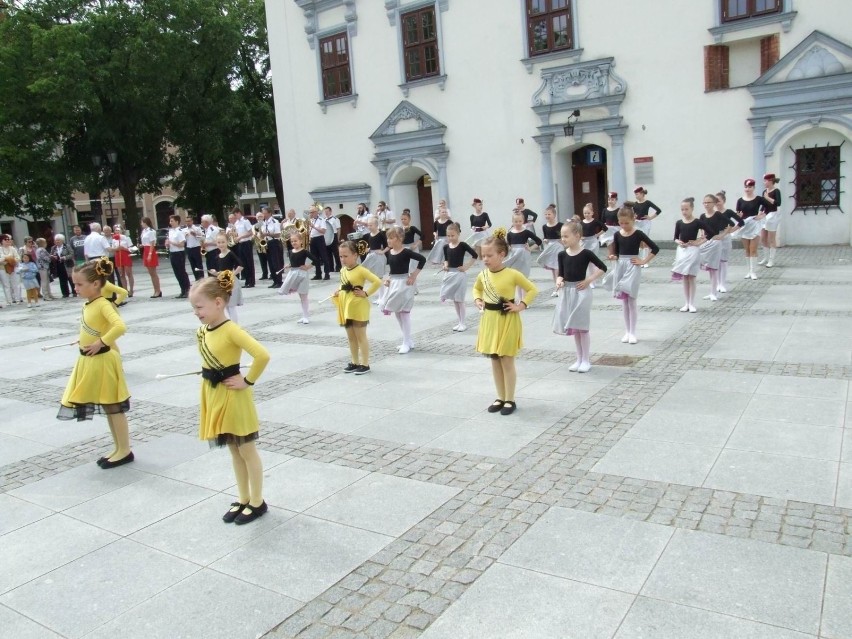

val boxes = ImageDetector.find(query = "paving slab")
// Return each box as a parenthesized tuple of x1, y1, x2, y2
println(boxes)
(210, 514, 392, 601)
(305, 472, 459, 537)
(0, 514, 118, 595)
(726, 418, 843, 460)
(0, 539, 198, 638)
(249, 457, 369, 512)
(83, 568, 302, 639)
(420, 563, 634, 639)
(642, 529, 826, 635)
(821, 555, 852, 639)
(592, 437, 720, 486)
(614, 596, 814, 639)
(160, 448, 291, 492)
(500, 508, 673, 593)
(0, 604, 63, 639)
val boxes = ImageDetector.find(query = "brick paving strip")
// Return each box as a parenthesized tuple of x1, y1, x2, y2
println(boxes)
(1, 248, 851, 638)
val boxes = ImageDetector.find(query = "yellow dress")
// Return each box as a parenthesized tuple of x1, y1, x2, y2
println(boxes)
(197, 320, 270, 444)
(59, 296, 130, 420)
(333, 265, 382, 325)
(473, 267, 538, 357)
(102, 281, 128, 306)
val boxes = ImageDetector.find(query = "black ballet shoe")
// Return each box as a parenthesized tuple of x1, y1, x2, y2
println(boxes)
(234, 501, 268, 525)
(487, 400, 505, 413)
(222, 501, 248, 523)
(500, 401, 517, 416)
(150, 292, 162, 298)
(99, 451, 135, 469)
(96, 456, 108, 466)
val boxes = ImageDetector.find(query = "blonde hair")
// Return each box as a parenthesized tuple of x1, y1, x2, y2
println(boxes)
(617, 205, 635, 221)
(563, 220, 582, 236)
(191, 273, 233, 302)
(385, 226, 404, 241)
(74, 258, 112, 284)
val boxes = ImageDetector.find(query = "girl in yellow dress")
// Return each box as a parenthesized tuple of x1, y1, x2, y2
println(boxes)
(332, 240, 382, 375)
(190, 273, 270, 524)
(473, 230, 538, 415)
(58, 258, 133, 468)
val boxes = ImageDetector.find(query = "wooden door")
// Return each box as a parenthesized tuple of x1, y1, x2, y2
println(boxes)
(417, 175, 435, 248)
(572, 165, 600, 220)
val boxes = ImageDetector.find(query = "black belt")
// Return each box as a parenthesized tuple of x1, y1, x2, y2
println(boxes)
(340, 284, 363, 292)
(201, 364, 242, 387)
(80, 345, 111, 355)
(483, 299, 513, 314)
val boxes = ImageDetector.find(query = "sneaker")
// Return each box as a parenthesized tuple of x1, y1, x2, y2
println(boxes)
(354, 365, 371, 375)
(744, 272, 752, 280)
(717, 286, 728, 293)
(766, 261, 774, 268)
(621, 334, 630, 343)
(679, 305, 689, 312)
(641, 264, 649, 269)
(628, 335, 638, 344)
(27, 302, 31, 308)
(749, 273, 757, 280)
(757, 257, 767, 265)
(703, 294, 718, 302)
(398, 343, 410, 354)
(343, 363, 359, 373)
(452, 324, 461, 332)
(550, 291, 558, 298)
(297, 317, 310, 324)
(577, 361, 591, 373)
(568, 361, 580, 372)
(688, 305, 697, 313)
(455, 324, 467, 332)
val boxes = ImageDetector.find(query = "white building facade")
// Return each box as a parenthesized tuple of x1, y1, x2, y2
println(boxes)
(266, 0, 852, 246)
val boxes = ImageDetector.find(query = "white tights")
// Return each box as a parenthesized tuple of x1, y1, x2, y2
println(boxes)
(395, 311, 413, 346)
(454, 301, 466, 325)
(227, 304, 239, 325)
(621, 296, 638, 336)
(719, 261, 728, 290)
(573, 332, 591, 365)
(300, 293, 310, 319)
(682, 276, 696, 307)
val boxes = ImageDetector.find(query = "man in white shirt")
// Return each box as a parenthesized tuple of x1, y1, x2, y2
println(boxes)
(307, 205, 329, 280)
(83, 222, 117, 284)
(282, 209, 297, 257)
(259, 207, 283, 288)
(323, 206, 342, 273)
(200, 214, 221, 275)
(233, 209, 255, 287)
(167, 214, 191, 298)
(353, 203, 371, 234)
(375, 201, 396, 230)
(183, 215, 204, 281)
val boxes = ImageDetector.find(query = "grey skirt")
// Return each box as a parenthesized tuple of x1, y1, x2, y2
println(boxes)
(503, 246, 531, 277)
(439, 268, 468, 302)
(427, 238, 448, 264)
(381, 274, 416, 313)
(552, 283, 592, 335)
(612, 255, 641, 300)
(279, 268, 309, 295)
(465, 229, 491, 248)
(635, 219, 652, 236)
(740, 216, 764, 240)
(229, 277, 243, 307)
(582, 236, 600, 252)
(537, 240, 562, 271)
(600, 226, 618, 246)
(700, 239, 723, 271)
(361, 252, 387, 279)
(720, 234, 733, 262)
(671, 245, 701, 279)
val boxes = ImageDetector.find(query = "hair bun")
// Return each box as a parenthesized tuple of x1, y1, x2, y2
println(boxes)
(217, 270, 235, 294)
(94, 257, 114, 277)
(491, 227, 507, 240)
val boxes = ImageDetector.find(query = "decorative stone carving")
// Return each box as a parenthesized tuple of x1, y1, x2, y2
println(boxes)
(371, 101, 444, 138)
(532, 58, 627, 107)
(786, 45, 846, 81)
(295, 0, 358, 48)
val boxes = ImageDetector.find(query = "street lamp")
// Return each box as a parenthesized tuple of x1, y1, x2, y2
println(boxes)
(563, 109, 581, 137)
(92, 151, 118, 226)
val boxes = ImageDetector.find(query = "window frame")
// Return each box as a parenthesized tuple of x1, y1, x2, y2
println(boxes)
(721, 0, 782, 23)
(400, 5, 441, 83)
(386, 0, 448, 97)
(526, 0, 575, 58)
(318, 31, 353, 101)
(794, 145, 841, 209)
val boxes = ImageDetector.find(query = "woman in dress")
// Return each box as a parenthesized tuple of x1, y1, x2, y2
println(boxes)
(140, 217, 162, 298)
(736, 178, 768, 280)
(759, 173, 782, 268)
(112, 224, 135, 297)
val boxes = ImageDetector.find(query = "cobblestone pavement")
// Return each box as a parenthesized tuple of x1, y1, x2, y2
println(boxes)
(1, 245, 851, 638)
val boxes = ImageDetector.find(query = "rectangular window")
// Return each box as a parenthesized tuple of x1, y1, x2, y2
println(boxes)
(721, 0, 781, 22)
(319, 32, 352, 100)
(795, 146, 841, 208)
(402, 5, 440, 82)
(527, 0, 573, 57)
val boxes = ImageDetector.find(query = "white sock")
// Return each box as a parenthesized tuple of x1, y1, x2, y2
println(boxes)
(300, 294, 309, 318)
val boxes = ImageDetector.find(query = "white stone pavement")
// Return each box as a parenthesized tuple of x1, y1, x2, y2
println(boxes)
(0, 249, 850, 638)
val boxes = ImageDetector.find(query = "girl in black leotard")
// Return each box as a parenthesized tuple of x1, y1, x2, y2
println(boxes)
(759, 173, 782, 268)
(736, 178, 768, 280)
(714, 190, 742, 294)
(633, 187, 662, 267)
